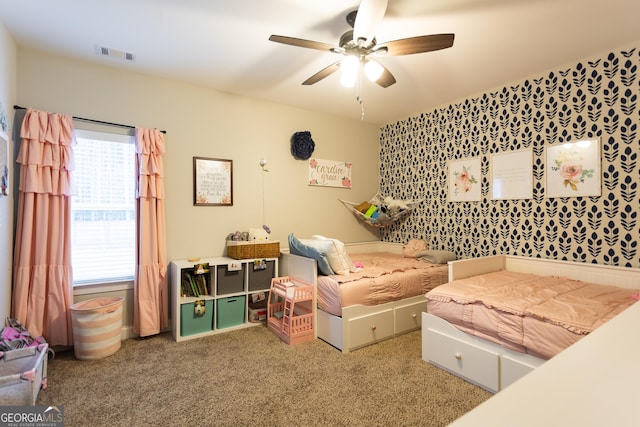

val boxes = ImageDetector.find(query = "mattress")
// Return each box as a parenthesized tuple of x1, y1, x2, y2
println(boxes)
(425, 270, 639, 359)
(318, 252, 449, 316)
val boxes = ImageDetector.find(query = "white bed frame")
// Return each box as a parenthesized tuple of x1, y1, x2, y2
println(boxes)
(422, 255, 640, 393)
(279, 241, 429, 353)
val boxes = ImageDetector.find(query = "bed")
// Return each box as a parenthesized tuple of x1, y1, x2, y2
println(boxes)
(421, 255, 640, 393)
(279, 241, 449, 353)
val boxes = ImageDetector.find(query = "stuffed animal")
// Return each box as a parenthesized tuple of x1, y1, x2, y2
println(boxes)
(402, 239, 428, 258)
(383, 196, 409, 216)
(226, 231, 244, 241)
(249, 226, 270, 241)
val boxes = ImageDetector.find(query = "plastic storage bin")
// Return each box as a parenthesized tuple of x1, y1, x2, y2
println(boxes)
(0, 344, 48, 406)
(70, 297, 124, 360)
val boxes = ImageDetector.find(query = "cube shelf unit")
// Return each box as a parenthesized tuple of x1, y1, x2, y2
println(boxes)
(170, 256, 278, 342)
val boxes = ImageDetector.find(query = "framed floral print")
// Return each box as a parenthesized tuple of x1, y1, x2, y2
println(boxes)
(193, 157, 233, 206)
(449, 156, 481, 202)
(545, 139, 600, 198)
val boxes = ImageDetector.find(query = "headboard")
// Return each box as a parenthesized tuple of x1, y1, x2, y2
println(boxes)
(448, 255, 640, 289)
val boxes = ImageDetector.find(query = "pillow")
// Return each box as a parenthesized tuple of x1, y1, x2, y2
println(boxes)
(416, 249, 456, 264)
(288, 233, 335, 276)
(312, 235, 357, 273)
(403, 239, 428, 258)
(301, 238, 349, 275)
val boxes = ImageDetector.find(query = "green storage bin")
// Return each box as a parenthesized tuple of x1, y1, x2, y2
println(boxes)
(180, 300, 213, 336)
(216, 295, 246, 329)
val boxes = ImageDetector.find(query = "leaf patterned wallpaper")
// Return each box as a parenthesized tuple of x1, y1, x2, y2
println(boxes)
(379, 44, 639, 268)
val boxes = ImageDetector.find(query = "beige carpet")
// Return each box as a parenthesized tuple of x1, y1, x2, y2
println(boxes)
(37, 326, 491, 426)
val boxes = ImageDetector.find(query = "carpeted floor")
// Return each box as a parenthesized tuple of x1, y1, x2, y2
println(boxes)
(37, 326, 491, 426)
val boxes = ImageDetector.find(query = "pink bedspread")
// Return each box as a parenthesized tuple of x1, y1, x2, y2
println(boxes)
(426, 270, 638, 359)
(318, 252, 448, 316)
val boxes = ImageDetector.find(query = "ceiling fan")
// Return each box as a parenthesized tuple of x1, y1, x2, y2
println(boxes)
(269, 0, 455, 88)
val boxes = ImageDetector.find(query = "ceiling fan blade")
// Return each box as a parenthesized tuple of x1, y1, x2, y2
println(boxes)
(378, 33, 455, 56)
(269, 35, 337, 52)
(302, 61, 342, 85)
(375, 64, 396, 88)
(353, 0, 388, 45)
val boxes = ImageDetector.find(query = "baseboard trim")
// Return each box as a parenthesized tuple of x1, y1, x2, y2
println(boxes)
(121, 326, 135, 340)
(120, 325, 170, 340)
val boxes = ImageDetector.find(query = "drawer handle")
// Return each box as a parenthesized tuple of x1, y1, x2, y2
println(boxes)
(371, 325, 377, 331)
(454, 352, 462, 361)
(411, 313, 417, 319)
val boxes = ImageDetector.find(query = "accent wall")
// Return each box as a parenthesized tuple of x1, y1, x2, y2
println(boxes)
(380, 42, 639, 269)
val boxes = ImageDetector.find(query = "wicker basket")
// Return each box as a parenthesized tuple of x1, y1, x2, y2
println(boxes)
(227, 241, 280, 259)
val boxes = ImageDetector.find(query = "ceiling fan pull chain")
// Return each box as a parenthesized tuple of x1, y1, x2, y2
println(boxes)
(357, 71, 366, 120)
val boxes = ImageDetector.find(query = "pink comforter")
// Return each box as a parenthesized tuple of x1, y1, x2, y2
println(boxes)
(426, 270, 638, 358)
(318, 252, 448, 316)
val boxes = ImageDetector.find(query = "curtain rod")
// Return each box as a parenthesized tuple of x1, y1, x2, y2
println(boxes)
(13, 105, 167, 134)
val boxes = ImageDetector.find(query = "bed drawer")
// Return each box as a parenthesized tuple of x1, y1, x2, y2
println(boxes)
(424, 328, 500, 393)
(395, 299, 427, 334)
(347, 309, 394, 350)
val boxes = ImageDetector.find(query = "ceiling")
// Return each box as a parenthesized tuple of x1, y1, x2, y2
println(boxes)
(1, 0, 639, 125)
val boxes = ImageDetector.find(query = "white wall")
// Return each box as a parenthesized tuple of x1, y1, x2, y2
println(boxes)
(0, 22, 16, 322)
(16, 48, 382, 262)
(13, 48, 382, 335)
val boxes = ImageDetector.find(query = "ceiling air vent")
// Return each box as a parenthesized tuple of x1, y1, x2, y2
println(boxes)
(95, 45, 135, 62)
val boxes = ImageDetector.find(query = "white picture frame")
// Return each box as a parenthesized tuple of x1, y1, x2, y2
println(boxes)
(545, 139, 601, 198)
(490, 149, 533, 200)
(449, 156, 481, 202)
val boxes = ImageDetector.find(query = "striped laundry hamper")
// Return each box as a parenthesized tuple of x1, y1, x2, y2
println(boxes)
(70, 297, 124, 360)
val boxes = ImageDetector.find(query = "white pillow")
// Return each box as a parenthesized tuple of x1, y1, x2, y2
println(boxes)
(311, 235, 357, 273)
(299, 238, 349, 275)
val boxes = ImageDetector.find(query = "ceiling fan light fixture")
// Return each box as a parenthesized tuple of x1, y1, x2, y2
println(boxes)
(269, 1, 453, 91)
(364, 59, 384, 82)
(340, 55, 360, 87)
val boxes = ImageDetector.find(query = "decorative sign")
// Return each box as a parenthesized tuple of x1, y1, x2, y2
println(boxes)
(449, 157, 481, 202)
(193, 157, 233, 206)
(545, 139, 601, 198)
(491, 149, 533, 200)
(308, 158, 352, 188)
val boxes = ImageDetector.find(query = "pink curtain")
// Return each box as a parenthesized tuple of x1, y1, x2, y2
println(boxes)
(133, 128, 168, 337)
(12, 109, 75, 346)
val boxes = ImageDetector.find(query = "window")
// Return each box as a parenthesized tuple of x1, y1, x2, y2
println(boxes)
(71, 129, 136, 285)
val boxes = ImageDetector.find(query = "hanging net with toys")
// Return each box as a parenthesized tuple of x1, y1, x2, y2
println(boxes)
(340, 193, 418, 228)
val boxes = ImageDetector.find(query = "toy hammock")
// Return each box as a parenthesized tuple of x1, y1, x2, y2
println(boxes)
(340, 193, 418, 228)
